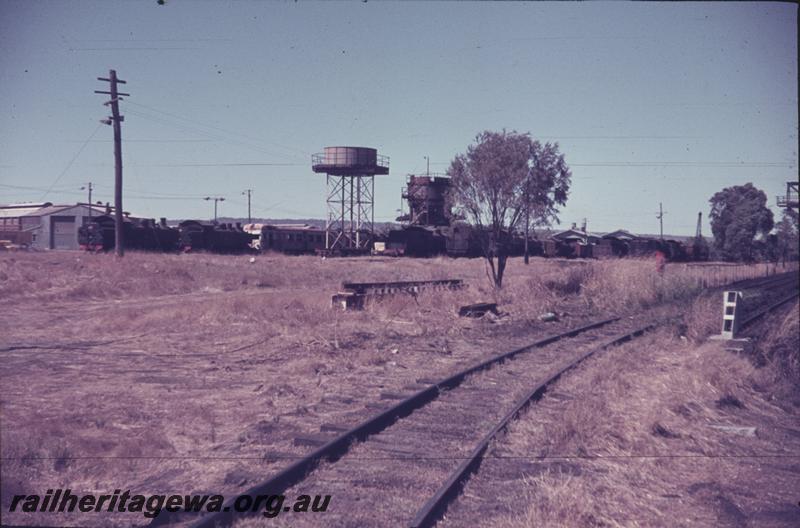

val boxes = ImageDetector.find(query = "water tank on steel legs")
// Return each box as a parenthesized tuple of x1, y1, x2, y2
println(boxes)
(312, 146, 389, 176)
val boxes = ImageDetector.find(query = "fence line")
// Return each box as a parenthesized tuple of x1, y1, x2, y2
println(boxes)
(673, 261, 798, 289)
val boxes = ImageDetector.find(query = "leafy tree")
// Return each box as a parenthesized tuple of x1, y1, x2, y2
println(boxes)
(709, 183, 774, 261)
(773, 209, 799, 263)
(448, 130, 571, 287)
(692, 234, 710, 261)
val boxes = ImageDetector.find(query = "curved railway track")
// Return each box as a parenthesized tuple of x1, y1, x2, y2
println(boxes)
(151, 271, 798, 528)
(728, 271, 799, 325)
(411, 273, 799, 528)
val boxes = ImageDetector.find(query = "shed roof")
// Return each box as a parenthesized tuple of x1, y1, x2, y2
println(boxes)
(551, 228, 589, 241)
(602, 229, 639, 240)
(271, 224, 317, 230)
(0, 203, 52, 218)
(22, 204, 108, 217)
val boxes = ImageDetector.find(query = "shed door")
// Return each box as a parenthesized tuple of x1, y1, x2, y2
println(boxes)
(51, 216, 77, 249)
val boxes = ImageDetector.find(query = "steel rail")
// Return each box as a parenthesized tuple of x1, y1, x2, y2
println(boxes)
(409, 322, 658, 528)
(748, 274, 799, 292)
(735, 275, 799, 305)
(739, 289, 800, 328)
(741, 271, 797, 287)
(410, 275, 798, 528)
(742, 279, 799, 303)
(158, 316, 620, 528)
(727, 270, 797, 290)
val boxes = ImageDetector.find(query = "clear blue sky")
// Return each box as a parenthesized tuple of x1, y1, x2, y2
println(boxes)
(1, 1, 796, 235)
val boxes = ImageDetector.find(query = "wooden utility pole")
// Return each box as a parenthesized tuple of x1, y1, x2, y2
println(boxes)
(205, 196, 225, 224)
(242, 189, 252, 224)
(523, 160, 535, 265)
(95, 69, 129, 257)
(695, 212, 702, 238)
(656, 202, 666, 241)
(81, 182, 93, 219)
(524, 207, 530, 265)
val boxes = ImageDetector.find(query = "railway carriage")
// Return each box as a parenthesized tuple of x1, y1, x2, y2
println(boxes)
(259, 224, 326, 254)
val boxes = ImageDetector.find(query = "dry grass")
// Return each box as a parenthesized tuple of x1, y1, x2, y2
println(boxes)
(751, 301, 800, 403)
(0, 251, 473, 303)
(447, 311, 800, 528)
(0, 251, 789, 526)
(684, 292, 724, 343)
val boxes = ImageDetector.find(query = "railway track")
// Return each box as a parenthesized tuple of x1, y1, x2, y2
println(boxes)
(729, 269, 798, 292)
(412, 278, 798, 528)
(152, 314, 654, 528)
(726, 271, 799, 325)
(151, 271, 798, 528)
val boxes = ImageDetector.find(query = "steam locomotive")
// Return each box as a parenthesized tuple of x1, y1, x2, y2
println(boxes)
(78, 216, 255, 254)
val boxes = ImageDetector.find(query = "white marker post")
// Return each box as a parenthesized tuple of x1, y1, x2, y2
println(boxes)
(720, 290, 742, 339)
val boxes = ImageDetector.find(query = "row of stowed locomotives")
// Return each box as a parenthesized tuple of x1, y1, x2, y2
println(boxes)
(375, 174, 710, 261)
(78, 215, 329, 254)
(376, 223, 540, 258)
(79, 215, 257, 254)
(541, 229, 710, 261)
(377, 221, 709, 261)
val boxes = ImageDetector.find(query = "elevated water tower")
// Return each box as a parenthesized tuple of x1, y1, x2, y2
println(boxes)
(777, 181, 799, 210)
(312, 146, 389, 252)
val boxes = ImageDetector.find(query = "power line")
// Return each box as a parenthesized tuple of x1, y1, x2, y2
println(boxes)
(428, 161, 796, 168)
(120, 162, 305, 167)
(571, 174, 794, 180)
(123, 195, 209, 201)
(68, 182, 237, 201)
(88, 184, 211, 199)
(125, 100, 310, 159)
(39, 123, 102, 200)
(127, 100, 310, 157)
(65, 38, 233, 43)
(69, 47, 198, 51)
(0, 183, 86, 194)
(64, 139, 213, 143)
(569, 161, 795, 167)
(124, 108, 306, 163)
(530, 135, 709, 139)
(66, 161, 305, 167)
